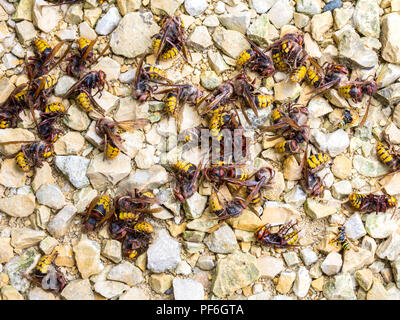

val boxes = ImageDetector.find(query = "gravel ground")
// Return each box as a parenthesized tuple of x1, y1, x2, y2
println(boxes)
(0, 0, 399, 301)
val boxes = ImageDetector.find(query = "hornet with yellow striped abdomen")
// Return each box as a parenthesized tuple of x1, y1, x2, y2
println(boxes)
(256, 220, 299, 248)
(299, 142, 328, 197)
(348, 193, 397, 217)
(266, 33, 307, 71)
(237, 35, 275, 78)
(26, 38, 70, 78)
(152, 15, 190, 64)
(156, 83, 203, 118)
(272, 46, 290, 72)
(203, 163, 250, 185)
(69, 87, 106, 116)
(289, 60, 308, 83)
(109, 190, 162, 239)
(376, 135, 400, 179)
(37, 111, 65, 143)
(132, 53, 173, 103)
(25, 247, 67, 292)
(83, 194, 113, 232)
(95, 117, 150, 160)
(306, 59, 348, 95)
(65, 37, 110, 78)
(26, 74, 58, 113)
(239, 167, 276, 209)
(209, 179, 265, 223)
(169, 160, 203, 202)
(0, 84, 30, 128)
(329, 226, 358, 253)
(0, 140, 54, 172)
(64, 70, 109, 101)
(110, 214, 157, 241)
(337, 76, 378, 127)
(260, 103, 310, 155)
(306, 152, 332, 173)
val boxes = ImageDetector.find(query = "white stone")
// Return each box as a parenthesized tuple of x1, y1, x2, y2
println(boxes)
(344, 213, 366, 240)
(293, 266, 311, 298)
(321, 252, 342, 276)
(250, 0, 276, 13)
(55, 156, 90, 189)
(95, 7, 121, 35)
(173, 278, 204, 300)
(332, 181, 352, 199)
(47, 204, 78, 238)
(184, 0, 207, 16)
(147, 229, 181, 273)
(268, 0, 293, 29)
(36, 184, 65, 210)
(300, 248, 318, 266)
(32, 0, 61, 33)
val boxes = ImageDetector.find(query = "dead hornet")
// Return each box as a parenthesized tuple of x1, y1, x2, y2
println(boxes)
(24, 247, 67, 292)
(197, 73, 274, 125)
(295, 141, 330, 197)
(196, 80, 234, 115)
(209, 179, 264, 221)
(19, 74, 59, 128)
(237, 35, 275, 78)
(228, 167, 276, 209)
(203, 163, 251, 185)
(261, 107, 310, 154)
(83, 194, 113, 232)
(232, 73, 274, 123)
(256, 220, 299, 248)
(156, 83, 204, 118)
(110, 220, 154, 241)
(95, 117, 150, 160)
(169, 160, 203, 202)
(65, 37, 110, 78)
(376, 134, 400, 179)
(110, 192, 161, 240)
(337, 76, 378, 127)
(28, 74, 58, 110)
(329, 225, 358, 252)
(328, 108, 359, 131)
(0, 84, 30, 128)
(0, 140, 54, 172)
(111, 220, 155, 242)
(307, 59, 349, 94)
(152, 15, 190, 63)
(115, 189, 161, 213)
(208, 111, 250, 165)
(266, 33, 307, 71)
(64, 70, 109, 99)
(271, 102, 309, 127)
(65, 87, 105, 116)
(26, 38, 70, 78)
(122, 231, 152, 260)
(132, 53, 173, 103)
(37, 111, 65, 143)
(306, 152, 332, 173)
(348, 193, 397, 217)
(299, 149, 326, 197)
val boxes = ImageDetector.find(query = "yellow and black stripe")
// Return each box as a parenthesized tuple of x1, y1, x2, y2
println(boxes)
(376, 142, 400, 171)
(307, 153, 331, 171)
